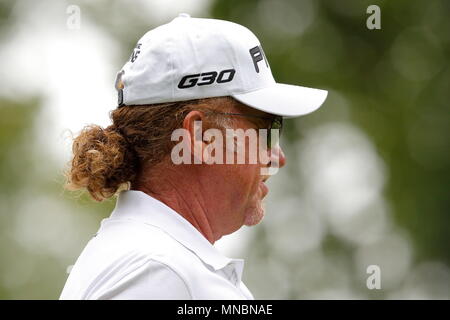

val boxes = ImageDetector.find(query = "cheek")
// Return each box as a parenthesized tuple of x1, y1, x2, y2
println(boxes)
(220, 165, 257, 196)
(236, 164, 261, 197)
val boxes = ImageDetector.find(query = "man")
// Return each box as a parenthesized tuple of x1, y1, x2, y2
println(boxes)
(60, 14, 327, 299)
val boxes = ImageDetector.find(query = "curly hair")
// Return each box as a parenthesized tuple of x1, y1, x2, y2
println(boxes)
(64, 96, 237, 202)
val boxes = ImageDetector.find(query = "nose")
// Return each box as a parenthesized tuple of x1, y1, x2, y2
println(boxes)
(278, 146, 286, 168)
(275, 145, 286, 168)
(267, 145, 286, 169)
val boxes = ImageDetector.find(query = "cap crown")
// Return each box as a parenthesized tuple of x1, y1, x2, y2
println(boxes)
(118, 15, 275, 105)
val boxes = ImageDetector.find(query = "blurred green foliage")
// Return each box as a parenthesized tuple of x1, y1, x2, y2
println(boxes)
(212, 0, 450, 264)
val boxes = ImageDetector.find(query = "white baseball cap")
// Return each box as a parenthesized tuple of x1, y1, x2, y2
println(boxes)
(115, 13, 328, 117)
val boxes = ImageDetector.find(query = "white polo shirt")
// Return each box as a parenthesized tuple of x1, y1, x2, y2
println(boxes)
(60, 190, 254, 300)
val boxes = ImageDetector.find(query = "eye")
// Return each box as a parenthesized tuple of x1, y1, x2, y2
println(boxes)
(245, 118, 263, 129)
(255, 118, 272, 129)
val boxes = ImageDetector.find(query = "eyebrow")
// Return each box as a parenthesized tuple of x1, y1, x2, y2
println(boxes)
(244, 115, 272, 129)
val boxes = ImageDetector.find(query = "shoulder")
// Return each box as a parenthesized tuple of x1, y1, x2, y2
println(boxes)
(91, 258, 192, 300)
(61, 219, 203, 299)
(96, 218, 203, 268)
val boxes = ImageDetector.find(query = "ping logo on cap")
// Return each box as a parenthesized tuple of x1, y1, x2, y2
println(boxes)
(249, 45, 268, 73)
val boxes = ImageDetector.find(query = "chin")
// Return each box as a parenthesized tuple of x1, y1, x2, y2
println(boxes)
(243, 201, 265, 226)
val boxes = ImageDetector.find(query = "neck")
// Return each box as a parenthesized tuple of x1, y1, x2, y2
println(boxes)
(134, 162, 219, 244)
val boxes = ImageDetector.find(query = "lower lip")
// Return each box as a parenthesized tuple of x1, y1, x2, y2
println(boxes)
(260, 182, 269, 197)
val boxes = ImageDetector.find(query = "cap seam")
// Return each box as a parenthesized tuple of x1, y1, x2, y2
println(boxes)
(220, 24, 246, 92)
(167, 25, 175, 101)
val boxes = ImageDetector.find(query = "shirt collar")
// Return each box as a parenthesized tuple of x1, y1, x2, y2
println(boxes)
(108, 190, 243, 279)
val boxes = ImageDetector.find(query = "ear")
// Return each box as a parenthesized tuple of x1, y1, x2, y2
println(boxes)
(182, 110, 208, 164)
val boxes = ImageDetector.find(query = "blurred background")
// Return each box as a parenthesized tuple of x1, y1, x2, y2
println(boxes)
(0, 0, 449, 299)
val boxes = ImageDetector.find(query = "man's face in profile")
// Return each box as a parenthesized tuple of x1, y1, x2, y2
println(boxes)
(200, 104, 286, 233)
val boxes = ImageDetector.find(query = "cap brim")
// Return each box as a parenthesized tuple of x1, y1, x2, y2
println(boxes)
(232, 83, 328, 118)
